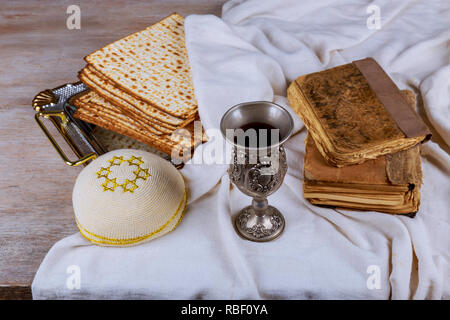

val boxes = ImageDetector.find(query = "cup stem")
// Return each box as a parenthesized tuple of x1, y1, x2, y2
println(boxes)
(252, 198, 268, 217)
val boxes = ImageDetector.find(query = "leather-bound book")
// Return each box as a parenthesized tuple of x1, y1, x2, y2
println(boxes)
(288, 58, 431, 167)
(303, 90, 423, 215)
(303, 134, 422, 215)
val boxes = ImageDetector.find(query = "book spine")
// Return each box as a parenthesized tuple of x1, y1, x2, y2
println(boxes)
(352, 58, 431, 142)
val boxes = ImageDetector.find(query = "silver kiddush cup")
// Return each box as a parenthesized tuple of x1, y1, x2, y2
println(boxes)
(220, 101, 294, 242)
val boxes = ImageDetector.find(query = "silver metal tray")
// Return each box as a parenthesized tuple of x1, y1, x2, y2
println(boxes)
(32, 82, 173, 167)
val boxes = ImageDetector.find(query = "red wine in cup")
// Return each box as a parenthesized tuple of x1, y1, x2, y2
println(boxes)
(234, 122, 280, 148)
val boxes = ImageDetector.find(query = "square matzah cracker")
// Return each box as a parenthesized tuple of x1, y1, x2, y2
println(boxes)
(80, 66, 191, 129)
(74, 99, 202, 158)
(78, 73, 177, 135)
(84, 13, 197, 119)
(74, 90, 166, 135)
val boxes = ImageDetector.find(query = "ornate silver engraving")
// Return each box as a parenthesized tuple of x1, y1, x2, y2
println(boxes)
(220, 101, 294, 242)
(237, 208, 284, 239)
(230, 145, 287, 197)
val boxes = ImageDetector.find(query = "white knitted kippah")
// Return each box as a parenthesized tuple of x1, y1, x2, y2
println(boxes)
(72, 149, 187, 247)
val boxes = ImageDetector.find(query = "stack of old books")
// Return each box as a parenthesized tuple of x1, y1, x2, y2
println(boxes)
(72, 13, 205, 160)
(288, 58, 431, 215)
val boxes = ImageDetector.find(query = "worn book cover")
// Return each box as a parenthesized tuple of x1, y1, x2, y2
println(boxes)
(303, 134, 422, 215)
(288, 58, 431, 167)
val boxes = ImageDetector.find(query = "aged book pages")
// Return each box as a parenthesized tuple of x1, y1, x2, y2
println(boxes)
(288, 58, 431, 167)
(303, 134, 422, 214)
(302, 90, 422, 214)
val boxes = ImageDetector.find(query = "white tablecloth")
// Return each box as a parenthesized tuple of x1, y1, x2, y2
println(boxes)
(32, 0, 450, 299)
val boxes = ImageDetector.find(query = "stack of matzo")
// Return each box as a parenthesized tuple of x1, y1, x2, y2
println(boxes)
(72, 13, 205, 159)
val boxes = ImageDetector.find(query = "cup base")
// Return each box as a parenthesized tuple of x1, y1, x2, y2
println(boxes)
(235, 205, 285, 242)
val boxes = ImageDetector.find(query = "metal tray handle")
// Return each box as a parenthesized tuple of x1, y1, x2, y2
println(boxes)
(35, 110, 97, 166)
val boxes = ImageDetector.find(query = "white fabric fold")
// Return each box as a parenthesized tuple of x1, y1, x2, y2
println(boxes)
(33, 0, 450, 299)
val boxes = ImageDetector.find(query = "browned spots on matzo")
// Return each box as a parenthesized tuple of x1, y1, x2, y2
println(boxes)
(83, 13, 198, 120)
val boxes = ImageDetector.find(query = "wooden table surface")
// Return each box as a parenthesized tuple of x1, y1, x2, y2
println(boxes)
(0, 0, 224, 299)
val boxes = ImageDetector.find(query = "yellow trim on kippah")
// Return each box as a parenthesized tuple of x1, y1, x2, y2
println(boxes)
(76, 190, 187, 246)
(170, 197, 187, 233)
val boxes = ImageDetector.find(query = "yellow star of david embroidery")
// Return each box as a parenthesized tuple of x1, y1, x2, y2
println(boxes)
(108, 156, 124, 166)
(121, 179, 138, 193)
(96, 167, 111, 179)
(133, 167, 151, 180)
(96, 155, 151, 193)
(101, 177, 119, 192)
(127, 156, 144, 166)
